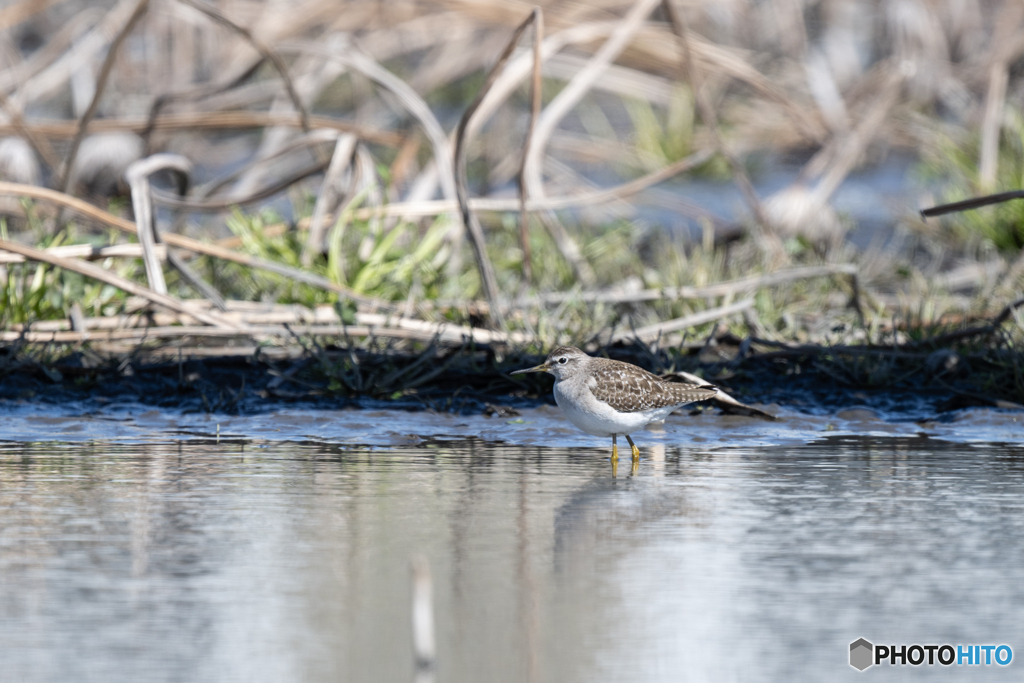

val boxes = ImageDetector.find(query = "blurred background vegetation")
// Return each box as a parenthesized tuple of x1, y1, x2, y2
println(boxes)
(0, 0, 1022, 403)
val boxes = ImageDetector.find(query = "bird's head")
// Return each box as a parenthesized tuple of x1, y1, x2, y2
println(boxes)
(511, 346, 590, 381)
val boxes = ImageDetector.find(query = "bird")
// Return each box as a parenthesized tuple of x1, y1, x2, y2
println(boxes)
(512, 346, 718, 466)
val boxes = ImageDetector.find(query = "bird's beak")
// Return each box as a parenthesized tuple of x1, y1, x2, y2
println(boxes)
(511, 362, 549, 375)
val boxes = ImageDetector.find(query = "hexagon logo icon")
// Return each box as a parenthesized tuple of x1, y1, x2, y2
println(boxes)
(850, 638, 874, 671)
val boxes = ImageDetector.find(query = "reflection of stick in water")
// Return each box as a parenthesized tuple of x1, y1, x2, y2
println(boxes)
(411, 555, 435, 683)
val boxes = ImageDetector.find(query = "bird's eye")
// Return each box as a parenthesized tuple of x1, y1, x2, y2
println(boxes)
(558, 357, 567, 364)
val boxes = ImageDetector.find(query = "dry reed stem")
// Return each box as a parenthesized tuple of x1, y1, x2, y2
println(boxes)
(191, 128, 340, 200)
(454, 10, 545, 326)
(302, 133, 357, 266)
(663, 0, 772, 241)
(176, 0, 311, 133)
(521, 0, 661, 284)
(141, 55, 267, 154)
(126, 153, 228, 310)
(286, 40, 458, 203)
(0, 111, 403, 146)
(515, 264, 860, 307)
(1, 316, 531, 347)
(920, 189, 1024, 217)
(518, 7, 544, 285)
(125, 153, 191, 294)
(0, 238, 239, 328)
(809, 65, 908, 208)
(0, 181, 386, 309)
(0, 243, 166, 264)
(979, 61, 1009, 190)
(977, 1, 1024, 188)
(224, 146, 715, 249)
(535, 26, 656, 265)
(614, 298, 754, 342)
(56, 0, 150, 193)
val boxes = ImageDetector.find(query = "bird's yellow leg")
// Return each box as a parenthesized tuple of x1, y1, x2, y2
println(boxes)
(625, 434, 640, 462)
(611, 434, 619, 461)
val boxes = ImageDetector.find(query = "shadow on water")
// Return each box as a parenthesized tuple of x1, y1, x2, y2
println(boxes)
(2, 436, 1024, 682)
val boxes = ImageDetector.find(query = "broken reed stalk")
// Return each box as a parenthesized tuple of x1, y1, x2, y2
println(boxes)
(0, 322, 526, 346)
(287, 40, 458, 203)
(126, 153, 228, 310)
(0, 111, 402, 146)
(453, 10, 546, 327)
(522, 0, 661, 200)
(125, 154, 191, 294)
(302, 133, 356, 266)
(517, 7, 544, 285)
(978, 2, 1023, 189)
(426, 263, 859, 311)
(0, 238, 239, 328)
(0, 181, 387, 309)
(225, 147, 715, 249)
(920, 190, 1024, 218)
(520, 0, 666, 288)
(662, 0, 774, 243)
(56, 0, 150, 193)
(612, 298, 754, 342)
(0, 243, 165, 264)
(175, 0, 310, 133)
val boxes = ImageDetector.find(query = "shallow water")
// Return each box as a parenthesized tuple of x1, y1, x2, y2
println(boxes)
(2, 407, 1024, 681)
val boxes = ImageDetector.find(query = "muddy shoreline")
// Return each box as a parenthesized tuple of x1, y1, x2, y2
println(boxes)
(2, 340, 1019, 423)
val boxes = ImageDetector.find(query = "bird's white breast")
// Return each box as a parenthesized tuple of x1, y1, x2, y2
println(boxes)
(553, 376, 654, 437)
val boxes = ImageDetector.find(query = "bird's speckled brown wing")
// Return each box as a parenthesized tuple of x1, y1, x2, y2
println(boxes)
(588, 358, 717, 413)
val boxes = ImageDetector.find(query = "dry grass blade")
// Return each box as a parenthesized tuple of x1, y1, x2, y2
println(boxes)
(614, 298, 754, 342)
(56, 0, 150, 193)
(176, 0, 310, 133)
(0, 239, 239, 328)
(454, 9, 543, 325)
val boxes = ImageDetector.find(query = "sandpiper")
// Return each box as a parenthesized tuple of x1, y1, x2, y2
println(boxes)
(512, 346, 717, 464)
